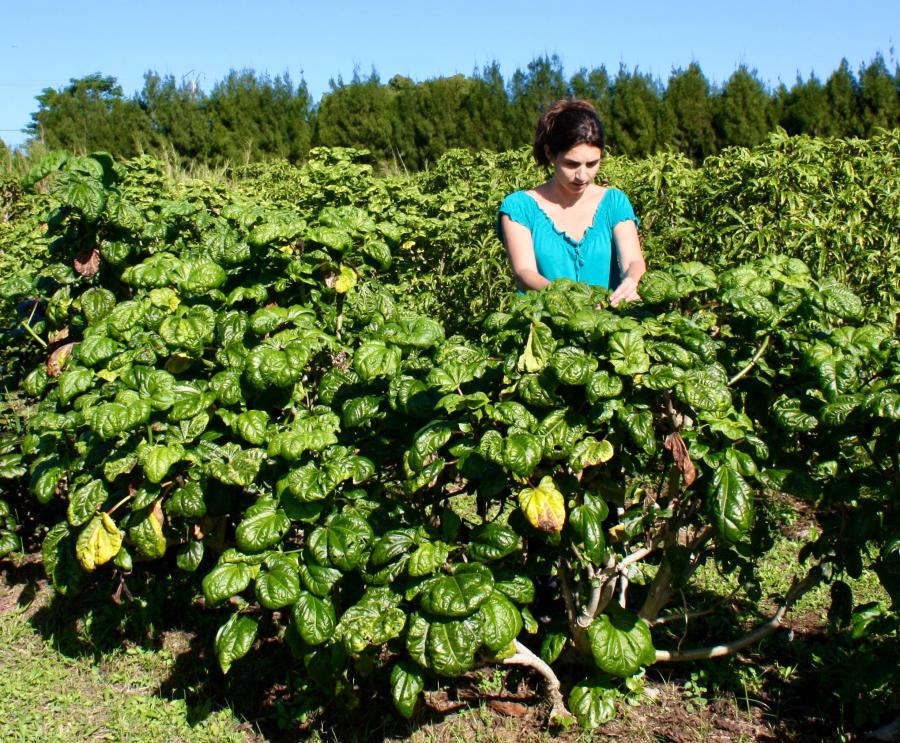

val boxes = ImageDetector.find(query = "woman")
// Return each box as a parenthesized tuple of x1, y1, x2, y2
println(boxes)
(497, 99, 645, 306)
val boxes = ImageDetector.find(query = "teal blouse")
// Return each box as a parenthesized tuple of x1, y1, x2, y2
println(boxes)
(497, 188, 639, 289)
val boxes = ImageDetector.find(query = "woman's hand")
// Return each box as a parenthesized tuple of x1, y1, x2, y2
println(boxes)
(610, 220, 646, 306)
(609, 275, 641, 306)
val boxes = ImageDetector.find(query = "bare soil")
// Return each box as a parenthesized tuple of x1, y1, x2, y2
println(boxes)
(0, 552, 891, 743)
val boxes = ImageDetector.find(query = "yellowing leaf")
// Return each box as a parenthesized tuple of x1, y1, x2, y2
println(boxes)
(165, 354, 194, 374)
(76, 513, 123, 572)
(149, 287, 181, 312)
(518, 476, 566, 533)
(334, 265, 358, 294)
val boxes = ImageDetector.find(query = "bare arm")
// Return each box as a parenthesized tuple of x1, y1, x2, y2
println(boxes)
(609, 219, 646, 306)
(499, 214, 550, 291)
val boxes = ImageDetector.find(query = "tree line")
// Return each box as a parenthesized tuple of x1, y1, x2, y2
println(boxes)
(13, 54, 900, 169)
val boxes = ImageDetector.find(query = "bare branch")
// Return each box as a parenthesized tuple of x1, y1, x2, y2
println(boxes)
(651, 608, 717, 627)
(556, 560, 579, 629)
(503, 640, 574, 725)
(654, 566, 823, 662)
(617, 573, 629, 608)
(619, 545, 654, 570)
(577, 556, 616, 628)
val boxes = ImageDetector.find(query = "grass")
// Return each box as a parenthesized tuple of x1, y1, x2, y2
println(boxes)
(0, 602, 258, 742)
(1, 488, 895, 743)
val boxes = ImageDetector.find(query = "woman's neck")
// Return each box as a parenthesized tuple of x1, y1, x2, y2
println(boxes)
(540, 178, 595, 209)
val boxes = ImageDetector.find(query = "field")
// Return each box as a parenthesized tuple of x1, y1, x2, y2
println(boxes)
(0, 132, 898, 741)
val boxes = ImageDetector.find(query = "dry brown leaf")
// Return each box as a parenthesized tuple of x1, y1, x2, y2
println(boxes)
(46, 341, 77, 377)
(487, 700, 529, 717)
(664, 432, 697, 487)
(74, 247, 101, 278)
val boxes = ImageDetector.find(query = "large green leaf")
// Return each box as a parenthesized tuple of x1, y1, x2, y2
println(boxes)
(51, 171, 107, 221)
(233, 409, 270, 446)
(235, 501, 291, 553)
(569, 677, 619, 728)
(550, 346, 598, 385)
(353, 340, 402, 381)
(680, 368, 732, 413)
(587, 608, 655, 677)
(407, 541, 450, 577)
(206, 444, 266, 487)
(293, 591, 337, 645)
(202, 562, 254, 605)
(128, 506, 166, 559)
(406, 612, 480, 676)
(568, 437, 614, 472)
(390, 659, 425, 719)
(616, 407, 656, 454)
(468, 523, 520, 562)
(771, 397, 818, 432)
(369, 529, 417, 568)
(335, 588, 407, 653)
(420, 563, 494, 617)
(137, 442, 185, 484)
(475, 590, 522, 651)
(215, 613, 258, 674)
(608, 330, 650, 376)
(308, 510, 373, 570)
(57, 367, 94, 406)
(383, 317, 445, 348)
(502, 432, 543, 477)
(67, 479, 108, 527)
(569, 493, 609, 563)
(710, 464, 755, 544)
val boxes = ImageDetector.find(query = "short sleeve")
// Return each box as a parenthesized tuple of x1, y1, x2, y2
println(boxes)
(497, 191, 534, 241)
(604, 189, 640, 230)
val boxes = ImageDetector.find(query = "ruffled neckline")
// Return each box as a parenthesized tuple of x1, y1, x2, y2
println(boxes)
(524, 189, 610, 246)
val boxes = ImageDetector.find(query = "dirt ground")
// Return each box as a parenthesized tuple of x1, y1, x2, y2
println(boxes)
(0, 552, 891, 743)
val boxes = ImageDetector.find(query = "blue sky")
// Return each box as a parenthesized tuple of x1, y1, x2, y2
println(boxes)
(1, 0, 897, 149)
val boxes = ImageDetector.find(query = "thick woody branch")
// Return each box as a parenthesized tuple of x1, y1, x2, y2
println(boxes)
(556, 560, 579, 629)
(654, 566, 823, 662)
(577, 557, 617, 628)
(502, 640, 574, 725)
(619, 545, 655, 570)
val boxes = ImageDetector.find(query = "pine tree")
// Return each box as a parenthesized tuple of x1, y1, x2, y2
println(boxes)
(821, 59, 859, 137)
(508, 55, 568, 145)
(313, 70, 397, 163)
(857, 54, 900, 135)
(778, 73, 830, 136)
(462, 63, 514, 152)
(569, 66, 613, 131)
(140, 72, 211, 162)
(608, 67, 666, 158)
(664, 63, 717, 162)
(714, 66, 772, 148)
(28, 74, 151, 157)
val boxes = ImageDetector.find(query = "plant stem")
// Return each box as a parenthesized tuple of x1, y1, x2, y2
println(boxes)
(728, 335, 770, 386)
(19, 319, 48, 349)
(654, 565, 823, 662)
(107, 493, 134, 516)
(502, 640, 574, 725)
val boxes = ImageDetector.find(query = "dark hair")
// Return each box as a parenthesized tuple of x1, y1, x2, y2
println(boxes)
(533, 99, 605, 166)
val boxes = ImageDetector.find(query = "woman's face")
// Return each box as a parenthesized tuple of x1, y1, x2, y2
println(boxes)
(548, 143, 603, 195)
